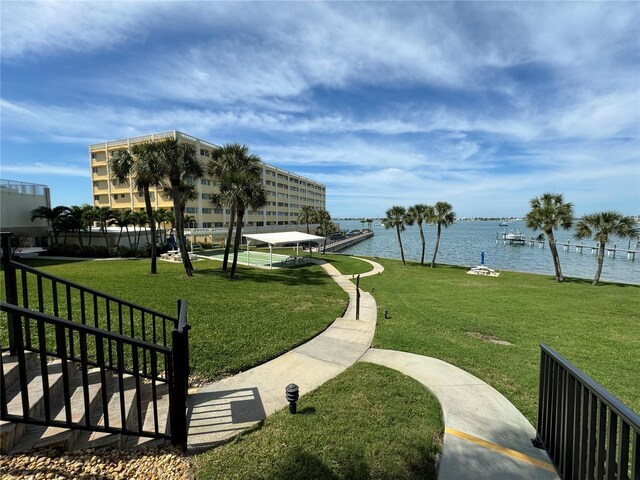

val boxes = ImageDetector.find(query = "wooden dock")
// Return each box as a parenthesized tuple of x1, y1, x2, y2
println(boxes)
(497, 232, 639, 260)
(314, 231, 374, 253)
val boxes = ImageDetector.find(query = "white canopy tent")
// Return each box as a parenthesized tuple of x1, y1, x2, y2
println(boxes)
(243, 231, 326, 269)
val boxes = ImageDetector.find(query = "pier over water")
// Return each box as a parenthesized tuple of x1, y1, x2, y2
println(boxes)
(497, 231, 640, 261)
(315, 230, 374, 253)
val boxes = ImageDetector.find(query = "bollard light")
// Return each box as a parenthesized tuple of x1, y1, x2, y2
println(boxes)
(286, 383, 299, 414)
(384, 309, 390, 319)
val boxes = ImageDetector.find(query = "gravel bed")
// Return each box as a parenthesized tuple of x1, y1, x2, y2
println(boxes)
(0, 446, 193, 479)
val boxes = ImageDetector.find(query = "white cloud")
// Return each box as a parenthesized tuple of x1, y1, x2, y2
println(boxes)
(0, 1, 166, 59)
(1, 162, 89, 177)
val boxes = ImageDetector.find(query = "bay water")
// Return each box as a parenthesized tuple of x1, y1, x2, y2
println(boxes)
(337, 220, 639, 285)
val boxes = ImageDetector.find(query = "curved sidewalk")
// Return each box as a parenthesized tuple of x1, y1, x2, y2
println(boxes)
(186, 258, 381, 451)
(360, 349, 558, 480)
(186, 256, 558, 480)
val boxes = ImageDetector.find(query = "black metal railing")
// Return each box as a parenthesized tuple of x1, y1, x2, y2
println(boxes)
(536, 344, 639, 480)
(0, 232, 190, 447)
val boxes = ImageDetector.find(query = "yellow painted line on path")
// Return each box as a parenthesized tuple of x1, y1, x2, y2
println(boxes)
(445, 427, 556, 473)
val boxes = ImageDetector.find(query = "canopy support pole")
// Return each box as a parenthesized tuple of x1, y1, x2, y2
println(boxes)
(247, 240, 251, 266)
(269, 244, 273, 270)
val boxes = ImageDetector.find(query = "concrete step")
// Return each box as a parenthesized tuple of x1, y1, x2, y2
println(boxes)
(1, 357, 78, 453)
(1, 351, 39, 390)
(10, 368, 111, 452)
(86, 373, 139, 449)
(2, 350, 176, 452)
(130, 382, 171, 448)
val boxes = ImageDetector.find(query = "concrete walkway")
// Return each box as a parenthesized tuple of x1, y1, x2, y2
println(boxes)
(186, 258, 381, 451)
(361, 349, 558, 480)
(186, 256, 558, 479)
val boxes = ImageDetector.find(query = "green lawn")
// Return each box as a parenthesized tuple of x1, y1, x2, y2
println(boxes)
(194, 362, 442, 480)
(359, 259, 640, 422)
(5, 258, 346, 380)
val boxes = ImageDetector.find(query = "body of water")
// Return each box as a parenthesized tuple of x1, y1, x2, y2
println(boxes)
(337, 220, 640, 285)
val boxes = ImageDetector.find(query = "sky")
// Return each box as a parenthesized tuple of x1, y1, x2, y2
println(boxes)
(1, 1, 639, 218)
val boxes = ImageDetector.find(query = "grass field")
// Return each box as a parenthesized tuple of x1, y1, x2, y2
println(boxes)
(194, 362, 442, 480)
(5, 257, 346, 380)
(359, 259, 640, 422)
(3, 252, 637, 478)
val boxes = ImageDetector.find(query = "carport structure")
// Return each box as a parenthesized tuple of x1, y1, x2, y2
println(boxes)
(243, 231, 326, 269)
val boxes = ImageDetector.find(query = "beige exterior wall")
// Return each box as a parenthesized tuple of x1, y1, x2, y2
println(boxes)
(90, 131, 326, 229)
(0, 180, 51, 245)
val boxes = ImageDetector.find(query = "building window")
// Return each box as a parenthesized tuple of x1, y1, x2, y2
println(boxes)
(201, 179, 211, 185)
(202, 208, 212, 214)
(202, 193, 211, 200)
(186, 207, 197, 214)
(92, 167, 98, 174)
(215, 207, 223, 214)
(93, 181, 99, 188)
(202, 222, 212, 228)
(91, 153, 97, 159)
(94, 195, 100, 202)
(214, 222, 223, 228)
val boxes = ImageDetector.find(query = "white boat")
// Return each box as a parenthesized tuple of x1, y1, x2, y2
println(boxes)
(467, 265, 500, 277)
(504, 232, 526, 243)
(499, 222, 509, 226)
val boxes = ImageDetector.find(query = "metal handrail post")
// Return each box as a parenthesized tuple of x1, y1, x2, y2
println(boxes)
(355, 275, 360, 320)
(170, 327, 187, 448)
(2, 232, 19, 354)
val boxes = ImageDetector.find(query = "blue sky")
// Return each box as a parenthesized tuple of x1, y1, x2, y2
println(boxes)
(1, 1, 639, 218)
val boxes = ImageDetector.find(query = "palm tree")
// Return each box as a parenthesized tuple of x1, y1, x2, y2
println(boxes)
(207, 144, 262, 272)
(81, 205, 98, 247)
(156, 138, 204, 277)
(428, 201, 456, 268)
(382, 206, 410, 265)
(109, 142, 165, 274)
(30, 205, 69, 246)
(109, 209, 129, 247)
(154, 208, 173, 246)
(66, 205, 87, 247)
(315, 208, 336, 253)
(574, 212, 638, 286)
(365, 218, 373, 230)
(525, 193, 574, 282)
(298, 206, 316, 234)
(130, 211, 148, 250)
(227, 173, 267, 279)
(408, 204, 433, 266)
(93, 206, 115, 246)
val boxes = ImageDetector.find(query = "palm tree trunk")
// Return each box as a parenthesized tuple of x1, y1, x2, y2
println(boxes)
(547, 231, 564, 282)
(306, 220, 310, 234)
(116, 227, 123, 247)
(181, 210, 195, 273)
(88, 226, 93, 247)
(124, 223, 136, 250)
(223, 206, 236, 271)
(77, 230, 84, 248)
(173, 204, 192, 276)
(143, 187, 157, 274)
(229, 210, 244, 279)
(431, 223, 442, 268)
(50, 218, 59, 247)
(418, 223, 426, 266)
(396, 225, 406, 265)
(593, 243, 605, 286)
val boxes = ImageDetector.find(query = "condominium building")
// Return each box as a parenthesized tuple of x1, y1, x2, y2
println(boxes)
(89, 131, 326, 229)
(0, 179, 51, 247)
